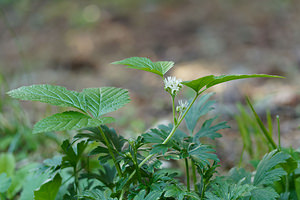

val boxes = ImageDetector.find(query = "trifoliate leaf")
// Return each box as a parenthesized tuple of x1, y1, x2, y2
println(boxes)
(7, 85, 87, 112)
(112, 57, 174, 77)
(182, 74, 283, 93)
(33, 111, 114, 133)
(34, 173, 62, 200)
(83, 87, 130, 118)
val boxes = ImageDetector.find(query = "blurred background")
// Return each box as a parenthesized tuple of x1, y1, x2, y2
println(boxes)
(1, 0, 300, 169)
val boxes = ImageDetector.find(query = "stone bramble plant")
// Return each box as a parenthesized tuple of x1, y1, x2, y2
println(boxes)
(6, 57, 295, 200)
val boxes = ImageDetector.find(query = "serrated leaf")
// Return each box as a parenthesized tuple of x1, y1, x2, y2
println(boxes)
(112, 57, 174, 77)
(150, 144, 169, 155)
(188, 144, 219, 166)
(250, 187, 279, 200)
(33, 111, 114, 133)
(185, 93, 215, 133)
(7, 85, 87, 111)
(34, 173, 62, 200)
(253, 150, 289, 186)
(83, 87, 130, 118)
(193, 118, 229, 142)
(80, 189, 117, 200)
(182, 74, 283, 93)
(0, 173, 11, 193)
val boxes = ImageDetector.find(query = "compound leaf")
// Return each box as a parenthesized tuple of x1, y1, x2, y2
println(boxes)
(7, 85, 87, 112)
(33, 111, 114, 133)
(253, 150, 289, 186)
(83, 87, 130, 118)
(185, 92, 216, 133)
(182, 74, 283, 93)
(112, 57, 174, 77)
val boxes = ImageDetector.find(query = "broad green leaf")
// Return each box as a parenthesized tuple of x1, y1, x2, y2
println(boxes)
(83, 87, 130, 118)
(0, 173, 11, 193)
(7, 85, 86, 111)
(253, 150, 289, 186)
(20, 172, 49, 200)
(112, 57, 174, 77)
(0, 153, 15, 177)
(182, 74, 283, 93)
(34, 173, 62, 200)
(33, 111, 114, 133)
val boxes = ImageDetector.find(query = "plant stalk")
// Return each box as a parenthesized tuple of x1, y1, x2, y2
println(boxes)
(191, 159, 198, 192)
(277, 115, 281, 151)
(185, 158, 190, 192)
(98, 126, 122, 177)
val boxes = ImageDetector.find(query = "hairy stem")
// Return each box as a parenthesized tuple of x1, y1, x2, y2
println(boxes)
(185, 158, 190, 192)
(98, 126, 122, 177)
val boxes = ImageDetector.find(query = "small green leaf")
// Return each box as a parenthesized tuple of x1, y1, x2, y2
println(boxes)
(182, 74, 283, 93)
(7, 85, 87, 112)
(34, 173, 62, 200)
(83, 87, 130, 118)
(112, 57, 174, 77)
(0, 173, 11, 193)
(33, 111, 114, 133)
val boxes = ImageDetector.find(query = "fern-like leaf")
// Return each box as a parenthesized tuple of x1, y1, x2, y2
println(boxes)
(253, 150, 289, 186)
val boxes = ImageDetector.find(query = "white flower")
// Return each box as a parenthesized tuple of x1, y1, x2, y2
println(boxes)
(163, 76, 182, 95)
(176, 100, 189, 113)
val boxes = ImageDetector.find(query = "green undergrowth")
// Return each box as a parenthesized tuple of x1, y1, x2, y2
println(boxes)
(2, 57, 298, 200)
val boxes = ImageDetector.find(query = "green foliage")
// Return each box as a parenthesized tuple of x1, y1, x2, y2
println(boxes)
(182, 74, 283, 93)
(0, 173, 11, 193)
(33, 111, 114, 134)
(34, 173, 62, 200)
(7, 56, 289, 200)
(112, 57, 174, 77)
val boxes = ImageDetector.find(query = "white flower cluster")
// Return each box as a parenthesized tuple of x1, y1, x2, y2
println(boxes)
(163, 76, 182, 96)
(176, 100, 189, 113)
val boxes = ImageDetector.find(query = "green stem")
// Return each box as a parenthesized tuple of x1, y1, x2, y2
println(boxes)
(138, 94, 199, 168)
(119, 190, 125, 200)
(185, 158, 190, 192)
(74, 166, 79, 193)
(191, 159, 198, 192)
(172, 95, 177, 125)
(277, 115, 281, 151)
(124, 91, 203, 191)
(98, 126, 122, 177)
